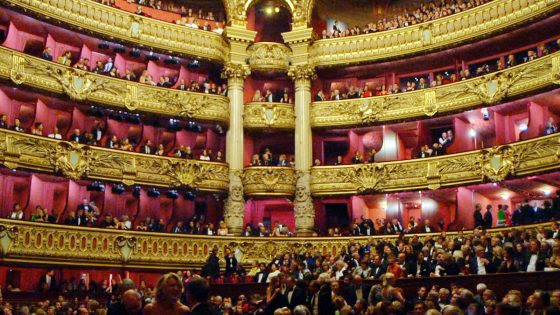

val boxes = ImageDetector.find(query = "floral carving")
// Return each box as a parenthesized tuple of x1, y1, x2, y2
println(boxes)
(162, 160, 202, 187)
(221, 63, 251, 80)
(247, 42, 291, 72)
(44, 67, 111, 101)
(243, 167, 296, 194)
(288, 64, 316, 82)
(353, 163, 388, 194)
(479, 145, 518, 182)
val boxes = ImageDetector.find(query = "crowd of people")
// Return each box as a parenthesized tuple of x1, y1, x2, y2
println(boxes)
(249, 148, 294, 167)
(252, 89, 293, 104)
(38, 48, 227, 95)
(97, 0, 226, 33)
(417, 130, 454, 159)
(313, 41, 556, 102)
(0, 116, 225, 162)
(320, 0, 493, 39)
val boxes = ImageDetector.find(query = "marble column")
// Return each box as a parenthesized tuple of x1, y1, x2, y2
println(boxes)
(221, 63, 250, 235)
(289, 65, 316, 236)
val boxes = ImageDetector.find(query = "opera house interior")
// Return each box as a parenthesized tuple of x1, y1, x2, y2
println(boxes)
(0, 0, 558, 313)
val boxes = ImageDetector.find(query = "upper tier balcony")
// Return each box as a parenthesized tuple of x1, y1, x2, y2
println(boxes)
(310, 132, 560, 196)
(311, 50, 560, 128)
(242, 166, 296, 196)
(0, 46, 230, 124)
(0, 218, 551, 269)
(0, 128, 229, 191)
(0, 0, 228, 63)
(310, 0, 560, 67)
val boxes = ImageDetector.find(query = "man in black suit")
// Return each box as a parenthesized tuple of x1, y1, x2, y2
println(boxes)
(473, 203, 484, 228)
(39, 269, 56, 292)
(69, 128, 83, 143)
(91, 122, 104, 143)
(77, 197, 92, 213)
(419, 219, 436, 233)
(391, 218, 404, 234)
(344, 275, 370, 307)
(483, 205, 493, 229)
(521, 199, 535, 224)
(314, 91, 325, 101)
(186, 277, 217, 315)
(369, 255, 386, 279)
(253, 263, 268, 283)
(360, 218, 375, 236)
(140, 140, 153, 154)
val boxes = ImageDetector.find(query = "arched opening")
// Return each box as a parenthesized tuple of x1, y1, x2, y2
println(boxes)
(247, 0, 292, 43)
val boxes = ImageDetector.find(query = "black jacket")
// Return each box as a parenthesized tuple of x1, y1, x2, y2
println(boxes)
(473, 210, 484, 228)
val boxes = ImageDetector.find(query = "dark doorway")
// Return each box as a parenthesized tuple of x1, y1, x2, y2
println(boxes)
(325, 203, 350, 230)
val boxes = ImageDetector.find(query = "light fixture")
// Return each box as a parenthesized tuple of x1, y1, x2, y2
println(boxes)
(541, 188, 552, 196)
(499, 192, 509, 200)
(469, 128, 476, 138)
(519, 124, 528, 131)
(481, 108, 489, 121)
(264, 7, 273, 14)
(274, 6, 280, 13)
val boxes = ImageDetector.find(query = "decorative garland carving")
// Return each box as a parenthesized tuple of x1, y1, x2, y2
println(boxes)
(247, 42, 291, 72)
(162, 160, 202, 188)
(294, 170, 315, 235)
(353, 163, 388, 194)
(479, 145, 518, 182)
(44, 67, 112, 101)
(0, 224, 18, 256)
(114, 236, 137, 263)
(242, 167, 296, 195)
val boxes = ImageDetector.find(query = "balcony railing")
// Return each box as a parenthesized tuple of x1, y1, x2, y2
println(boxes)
(311, 133, 560, 196)
(311, 51, 560, 128)
(242, 167, 296, 196)
(0, 129, 229, 191)
(310, 0, 560, 67)
(0, 0, 228, 62)
(244, 102, 295, 129)
(0, 219, 552, 269)
(0, 46, 230, 124)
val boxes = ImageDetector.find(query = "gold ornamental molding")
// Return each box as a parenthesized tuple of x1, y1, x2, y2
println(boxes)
(242, 167, 296, 196)
(247, 42, 292, 73)
(0, 219, 553, 269)
(244, 102, 295, 129)
(311, 133, 560, 196)
(311, 51, 560, 128)
(1, 0, 228, 62)
(0, 129, 229, 192)
(310, 0, 560, 67)
(0, 47, 230, 124)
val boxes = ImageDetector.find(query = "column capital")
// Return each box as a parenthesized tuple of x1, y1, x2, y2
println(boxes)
(288, 64, 316, 82)
(221, 63, 251, 81)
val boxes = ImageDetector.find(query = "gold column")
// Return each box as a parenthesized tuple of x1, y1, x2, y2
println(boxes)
(222, 26, 255, 235)
(283, 28, 315, 236)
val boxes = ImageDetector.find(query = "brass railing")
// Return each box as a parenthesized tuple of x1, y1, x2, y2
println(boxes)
(311, 133, 560, 196)
(0, 46, 230, 124)
(0, 129, 229, 191)
(310, 0, 560, 67)
(0, 219, 552, 269)
(312, 51, 560, 127)
(0, 0, 228, 62)
(244, 102, 295, 129)
(242, 166, 296, 196)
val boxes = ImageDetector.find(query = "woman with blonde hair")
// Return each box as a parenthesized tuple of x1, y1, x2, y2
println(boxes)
(143, 273, 190, 315)
(252, 90, 264, 102)
(367, 272, 405, 305)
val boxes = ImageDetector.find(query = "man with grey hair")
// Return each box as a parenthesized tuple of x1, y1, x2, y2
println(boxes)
(107, 279, 137, 315)
(293, 305, 311, 315)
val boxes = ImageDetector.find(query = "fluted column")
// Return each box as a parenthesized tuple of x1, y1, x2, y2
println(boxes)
(288, 65, 316, 236)
(221, 64, 250, 235)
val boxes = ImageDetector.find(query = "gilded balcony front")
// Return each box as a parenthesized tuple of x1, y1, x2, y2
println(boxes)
(1, 0, 228, 62)
(242, 167, 296, 196)
(0, 219, 552, 269)
(0, 129, 229, 191)
(247, 42, 291, 73)
(0, 47, 230, 124)
(311, 51, 560, 128)
(310, 0, 560, 67)
(244, 102, 296, 129)
(311, 133, 560, 196)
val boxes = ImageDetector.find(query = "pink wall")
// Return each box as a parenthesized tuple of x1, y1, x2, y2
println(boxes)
(3, 22, 45, 52)
(447, 117, 474, 153)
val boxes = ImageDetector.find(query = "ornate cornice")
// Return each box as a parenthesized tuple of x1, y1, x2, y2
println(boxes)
(0, 219, 552, 269)
(288, 64, 316, 82)
(0, 129, 229, 191)
(244, 102, 295, 129)
(310, 0, 560, 67)
(311, 133, 560, 196)
(1, 0, 228, 62)
(311, 52, 560, 128)
(221, 63, 251, 80)
(247, 42, 292, 73)
(242, 167, 296, 196)
(0, 47, 230, 124)
(225, 0, 314, 28)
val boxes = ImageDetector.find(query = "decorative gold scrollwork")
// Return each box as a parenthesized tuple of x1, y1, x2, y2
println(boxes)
(163, 160, 202, 188)
(10, 55, 26, 85)
(44, 67, 109, 101)
(353, 163, 388, 194)
(0, 224, 18, 256)
(479, 145, 518, 182)
(114, 236, 137, 263)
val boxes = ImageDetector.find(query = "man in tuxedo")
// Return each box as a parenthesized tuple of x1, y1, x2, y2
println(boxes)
(253, 263, 268, 283)
(284, 276, 306, 311)
(77, 198, 92, 213)
(483, 205, 493, 229)
(91, 122, 104, 142)
(473, 203, 484, 228)
(69, 129, 83, 143)
(369, 255, 386, 279)
(39, 269, 56, 292)
(314, 91, 325, 101)
(420, 219, 436, 233)
(391, 218, 404, 234)
(103, 58, 114, 73)
(186, 277, 217, 315)
(360, 218, 375, 236)
(344, 275, 370, 307)
(523, 239, 546, 272)
(177, 79, 188, 91)
(140, 140, 153, 154)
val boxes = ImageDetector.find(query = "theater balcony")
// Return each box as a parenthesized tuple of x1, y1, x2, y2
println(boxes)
(0, 128, 229, 191)
(311, 48, 560, 128)
(310, 132, 560, 196)
(310, 0, 560, 67)
(0, 46, 230, 124)
(0, 0, 228, 62)
(242, 166, 296, 196)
